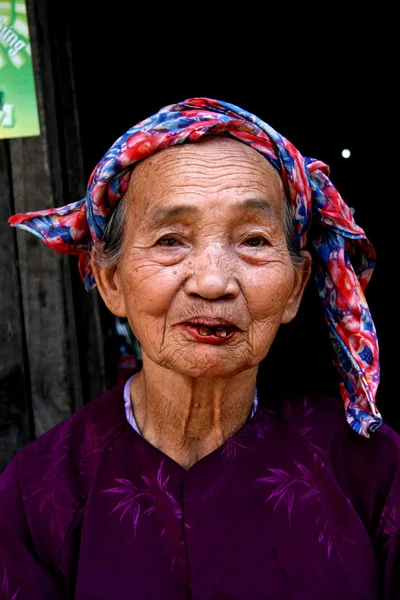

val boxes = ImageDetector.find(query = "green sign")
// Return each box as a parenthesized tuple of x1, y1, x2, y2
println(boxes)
(0, 0, 40, 139)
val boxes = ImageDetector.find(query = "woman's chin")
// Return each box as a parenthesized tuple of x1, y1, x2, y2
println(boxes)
(162, 349, 252, 379)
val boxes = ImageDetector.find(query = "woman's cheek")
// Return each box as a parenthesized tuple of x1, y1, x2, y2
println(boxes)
(123, 262, 185, 318)
(247, 270, 294, 319)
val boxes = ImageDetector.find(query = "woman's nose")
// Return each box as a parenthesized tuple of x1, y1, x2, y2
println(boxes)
(184, 247, 240, 300)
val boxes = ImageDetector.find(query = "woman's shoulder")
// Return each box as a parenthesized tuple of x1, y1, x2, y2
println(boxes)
(284, 390, 399, 450)
(264, 389, 400, 538)
(2, 380, 129, 492)
(271, 389, 400, 473)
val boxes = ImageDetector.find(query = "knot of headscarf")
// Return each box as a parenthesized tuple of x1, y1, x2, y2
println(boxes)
(8, 97, 382, 438)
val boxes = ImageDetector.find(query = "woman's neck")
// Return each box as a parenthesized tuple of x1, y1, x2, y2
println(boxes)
(129, 356, 258, 470)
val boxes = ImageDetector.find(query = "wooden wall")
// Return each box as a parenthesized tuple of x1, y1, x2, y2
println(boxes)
(0, 0, 105, 471)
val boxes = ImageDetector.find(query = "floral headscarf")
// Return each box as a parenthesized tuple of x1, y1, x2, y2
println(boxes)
(8, 97, 382, 438)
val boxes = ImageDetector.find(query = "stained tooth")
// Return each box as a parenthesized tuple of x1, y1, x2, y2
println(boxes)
(215, 327, 228, 337)
(199, 326, 213, 336)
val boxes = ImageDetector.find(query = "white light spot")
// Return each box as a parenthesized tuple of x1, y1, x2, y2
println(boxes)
(341, 148, 351, 159)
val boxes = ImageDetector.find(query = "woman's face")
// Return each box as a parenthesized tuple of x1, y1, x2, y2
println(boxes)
(96, 137, 310, 378)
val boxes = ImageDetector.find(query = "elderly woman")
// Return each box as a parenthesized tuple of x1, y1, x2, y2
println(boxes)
(1, 98, 400, 599)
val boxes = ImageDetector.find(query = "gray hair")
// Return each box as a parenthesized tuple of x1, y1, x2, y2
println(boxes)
(91, 195, 130, 270)
(92, 194, 307, 271)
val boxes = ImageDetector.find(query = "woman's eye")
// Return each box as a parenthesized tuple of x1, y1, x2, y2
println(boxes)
(157, 236, 181, 247)
(243, 236, 267, 247)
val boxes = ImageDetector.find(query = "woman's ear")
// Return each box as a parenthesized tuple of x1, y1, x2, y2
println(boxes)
(281, 250, 312, 324)
(91, 256, 127, 317)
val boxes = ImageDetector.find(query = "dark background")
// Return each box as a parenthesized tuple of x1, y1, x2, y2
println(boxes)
(65, 9, 396, 429)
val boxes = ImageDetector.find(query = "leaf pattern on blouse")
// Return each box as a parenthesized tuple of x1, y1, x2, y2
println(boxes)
(221, 410, 273, 460)
(281, 396, 329, 462)
(282, 395, 314, 424)
(376, 492, 400, 563)
(22, 432, 76, 542)
(257, 453, 356, 565)
(250, 410, 273, 441)
(102, 458, 190, 571)
(0, 562, 19, 600)
(220, 437, 250, 460)
(78, 419, 122, 476)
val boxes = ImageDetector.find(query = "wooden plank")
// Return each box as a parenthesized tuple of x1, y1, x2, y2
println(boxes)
(10, 139, 82, 437)
(8, 0, 83, 438)
(0, 140, 32, 471)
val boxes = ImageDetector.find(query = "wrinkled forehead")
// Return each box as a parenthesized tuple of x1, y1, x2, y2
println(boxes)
(126, 136, 286, 218)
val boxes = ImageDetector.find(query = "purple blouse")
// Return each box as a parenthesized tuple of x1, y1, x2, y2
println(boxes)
(1, 382, 400, 599)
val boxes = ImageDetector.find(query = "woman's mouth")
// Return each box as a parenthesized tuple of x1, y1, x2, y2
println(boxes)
(177, 320, 239, 344)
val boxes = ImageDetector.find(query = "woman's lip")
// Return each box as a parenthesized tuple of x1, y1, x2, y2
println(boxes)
(178, 318, 239, 329)
(178, 324, 237, 345)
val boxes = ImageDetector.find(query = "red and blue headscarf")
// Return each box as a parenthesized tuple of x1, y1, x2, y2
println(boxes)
(8, 97, 382, 438)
